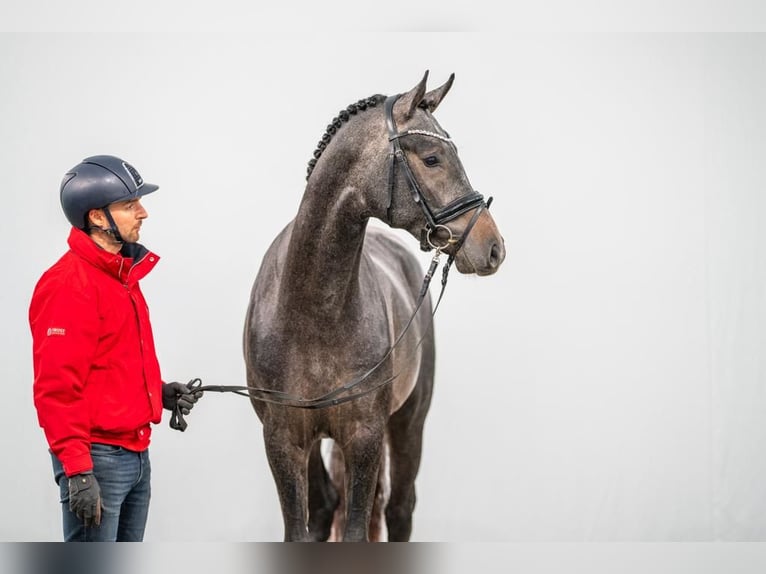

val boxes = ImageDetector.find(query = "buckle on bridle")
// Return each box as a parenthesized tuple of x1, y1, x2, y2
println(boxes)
(426, 224, 457, 251)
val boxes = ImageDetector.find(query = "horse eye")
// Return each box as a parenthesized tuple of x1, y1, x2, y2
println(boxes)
(423, 156, 439, 167)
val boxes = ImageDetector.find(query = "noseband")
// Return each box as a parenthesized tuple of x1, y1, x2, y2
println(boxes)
(384, 94, 492, 253)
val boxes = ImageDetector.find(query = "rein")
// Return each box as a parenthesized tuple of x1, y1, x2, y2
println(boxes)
(170, 93, 493, 430)
(170, 249, 458, 430)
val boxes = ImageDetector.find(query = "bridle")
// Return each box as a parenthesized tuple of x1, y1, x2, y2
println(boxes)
(384, 93, 492, 254)
(169, 93, 494, 431)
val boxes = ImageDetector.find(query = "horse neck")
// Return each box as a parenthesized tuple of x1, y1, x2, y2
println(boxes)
(280, 180, 369, 323)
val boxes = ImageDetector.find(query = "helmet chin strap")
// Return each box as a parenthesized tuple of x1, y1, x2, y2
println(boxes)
(88, 207, 124, 244)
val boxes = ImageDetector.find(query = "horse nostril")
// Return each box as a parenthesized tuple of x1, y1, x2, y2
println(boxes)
(489, 243, 500, 268)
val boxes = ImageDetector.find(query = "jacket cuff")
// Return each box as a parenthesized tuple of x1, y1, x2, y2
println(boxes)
(63, 453, 94, 478)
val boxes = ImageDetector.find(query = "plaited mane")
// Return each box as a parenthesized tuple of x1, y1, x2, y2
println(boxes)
(306, 95, 385, 181)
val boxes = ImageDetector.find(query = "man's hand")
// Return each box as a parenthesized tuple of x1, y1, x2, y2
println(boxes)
(162, 381, 202, 413)
(163, 380, 204, 431)
(68, 472, 102, 527)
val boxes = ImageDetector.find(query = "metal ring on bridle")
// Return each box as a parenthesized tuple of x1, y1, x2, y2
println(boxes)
(426, 224, 456, 251)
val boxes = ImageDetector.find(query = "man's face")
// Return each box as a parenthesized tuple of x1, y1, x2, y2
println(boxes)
(106, 197, 148, 243)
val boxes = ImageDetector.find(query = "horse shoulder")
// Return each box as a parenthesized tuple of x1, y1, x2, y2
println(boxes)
(362, 226, 424, 300)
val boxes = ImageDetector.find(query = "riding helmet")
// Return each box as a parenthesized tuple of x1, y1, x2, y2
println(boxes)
(60, 155, 159, 229)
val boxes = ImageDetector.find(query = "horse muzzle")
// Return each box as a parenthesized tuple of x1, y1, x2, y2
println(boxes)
(453, 210, 506, 276)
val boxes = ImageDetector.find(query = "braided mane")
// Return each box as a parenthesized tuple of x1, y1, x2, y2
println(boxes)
(306, 94, 385, 181)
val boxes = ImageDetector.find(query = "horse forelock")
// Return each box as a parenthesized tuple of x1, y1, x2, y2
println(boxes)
(306, 94, 386, 181)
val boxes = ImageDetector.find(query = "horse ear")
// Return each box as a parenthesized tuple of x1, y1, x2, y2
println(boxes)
(421, 73, 455, 113)
(395, 70, 430, 122)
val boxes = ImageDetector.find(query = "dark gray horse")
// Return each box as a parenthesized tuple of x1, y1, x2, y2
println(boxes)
(243, 72, 505, 541)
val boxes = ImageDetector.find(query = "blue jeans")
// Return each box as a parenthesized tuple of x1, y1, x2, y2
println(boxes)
(52, 443, 151, 542)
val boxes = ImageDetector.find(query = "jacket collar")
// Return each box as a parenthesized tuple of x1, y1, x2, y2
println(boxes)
(67, 227, 160, 285)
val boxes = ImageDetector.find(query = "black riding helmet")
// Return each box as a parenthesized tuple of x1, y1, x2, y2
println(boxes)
(60, 155, 158, 241)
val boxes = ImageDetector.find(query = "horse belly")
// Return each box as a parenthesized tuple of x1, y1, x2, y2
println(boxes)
(369, 252, 430, 415)
(390, 348, 423, 414)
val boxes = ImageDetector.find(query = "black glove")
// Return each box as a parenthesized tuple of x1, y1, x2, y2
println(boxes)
(163, 379, 204, 431)
(68, 472, 102, 527)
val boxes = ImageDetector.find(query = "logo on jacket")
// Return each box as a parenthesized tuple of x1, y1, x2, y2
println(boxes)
(46, 327, 66, 336)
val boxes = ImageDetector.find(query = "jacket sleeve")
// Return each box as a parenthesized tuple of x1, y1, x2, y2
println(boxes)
(30, 272, 100, 477)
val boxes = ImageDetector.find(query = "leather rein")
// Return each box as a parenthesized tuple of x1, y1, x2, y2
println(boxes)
(170, 93, 493, 430)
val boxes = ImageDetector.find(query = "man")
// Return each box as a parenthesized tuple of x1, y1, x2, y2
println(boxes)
(29, 155, 203, 542)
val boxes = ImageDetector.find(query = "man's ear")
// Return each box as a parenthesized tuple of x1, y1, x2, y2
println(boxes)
(87, 208, 104, 228)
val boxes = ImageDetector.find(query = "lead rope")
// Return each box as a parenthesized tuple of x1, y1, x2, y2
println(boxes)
(169, 250, 455, 430)
(171, 198, 493, 430)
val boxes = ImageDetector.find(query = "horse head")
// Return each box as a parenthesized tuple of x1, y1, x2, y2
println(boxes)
(383, 71, 506, 276)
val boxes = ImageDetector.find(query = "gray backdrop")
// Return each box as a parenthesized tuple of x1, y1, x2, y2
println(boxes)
(2, 32, 765, 542)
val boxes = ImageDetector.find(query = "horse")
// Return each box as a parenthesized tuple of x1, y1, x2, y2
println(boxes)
(243, 71, 506, 542)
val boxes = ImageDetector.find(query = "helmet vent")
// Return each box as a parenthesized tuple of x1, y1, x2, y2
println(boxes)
(122, 162, 144, 189)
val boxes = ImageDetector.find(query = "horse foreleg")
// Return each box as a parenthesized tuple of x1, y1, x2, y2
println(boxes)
(385, 417, 425, 540)
(327, 440, 346, 542)
(341, 428, 385, 542)
(307, 440, 339, 541)
(385, 365, 434, 541)
(368, 441, 391, 542)
(323, 440, 389, 542)
(264, 426, 311, 541)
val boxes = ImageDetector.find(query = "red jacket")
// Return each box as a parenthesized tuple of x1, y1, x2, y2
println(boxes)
(30, 228, 164, 476)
